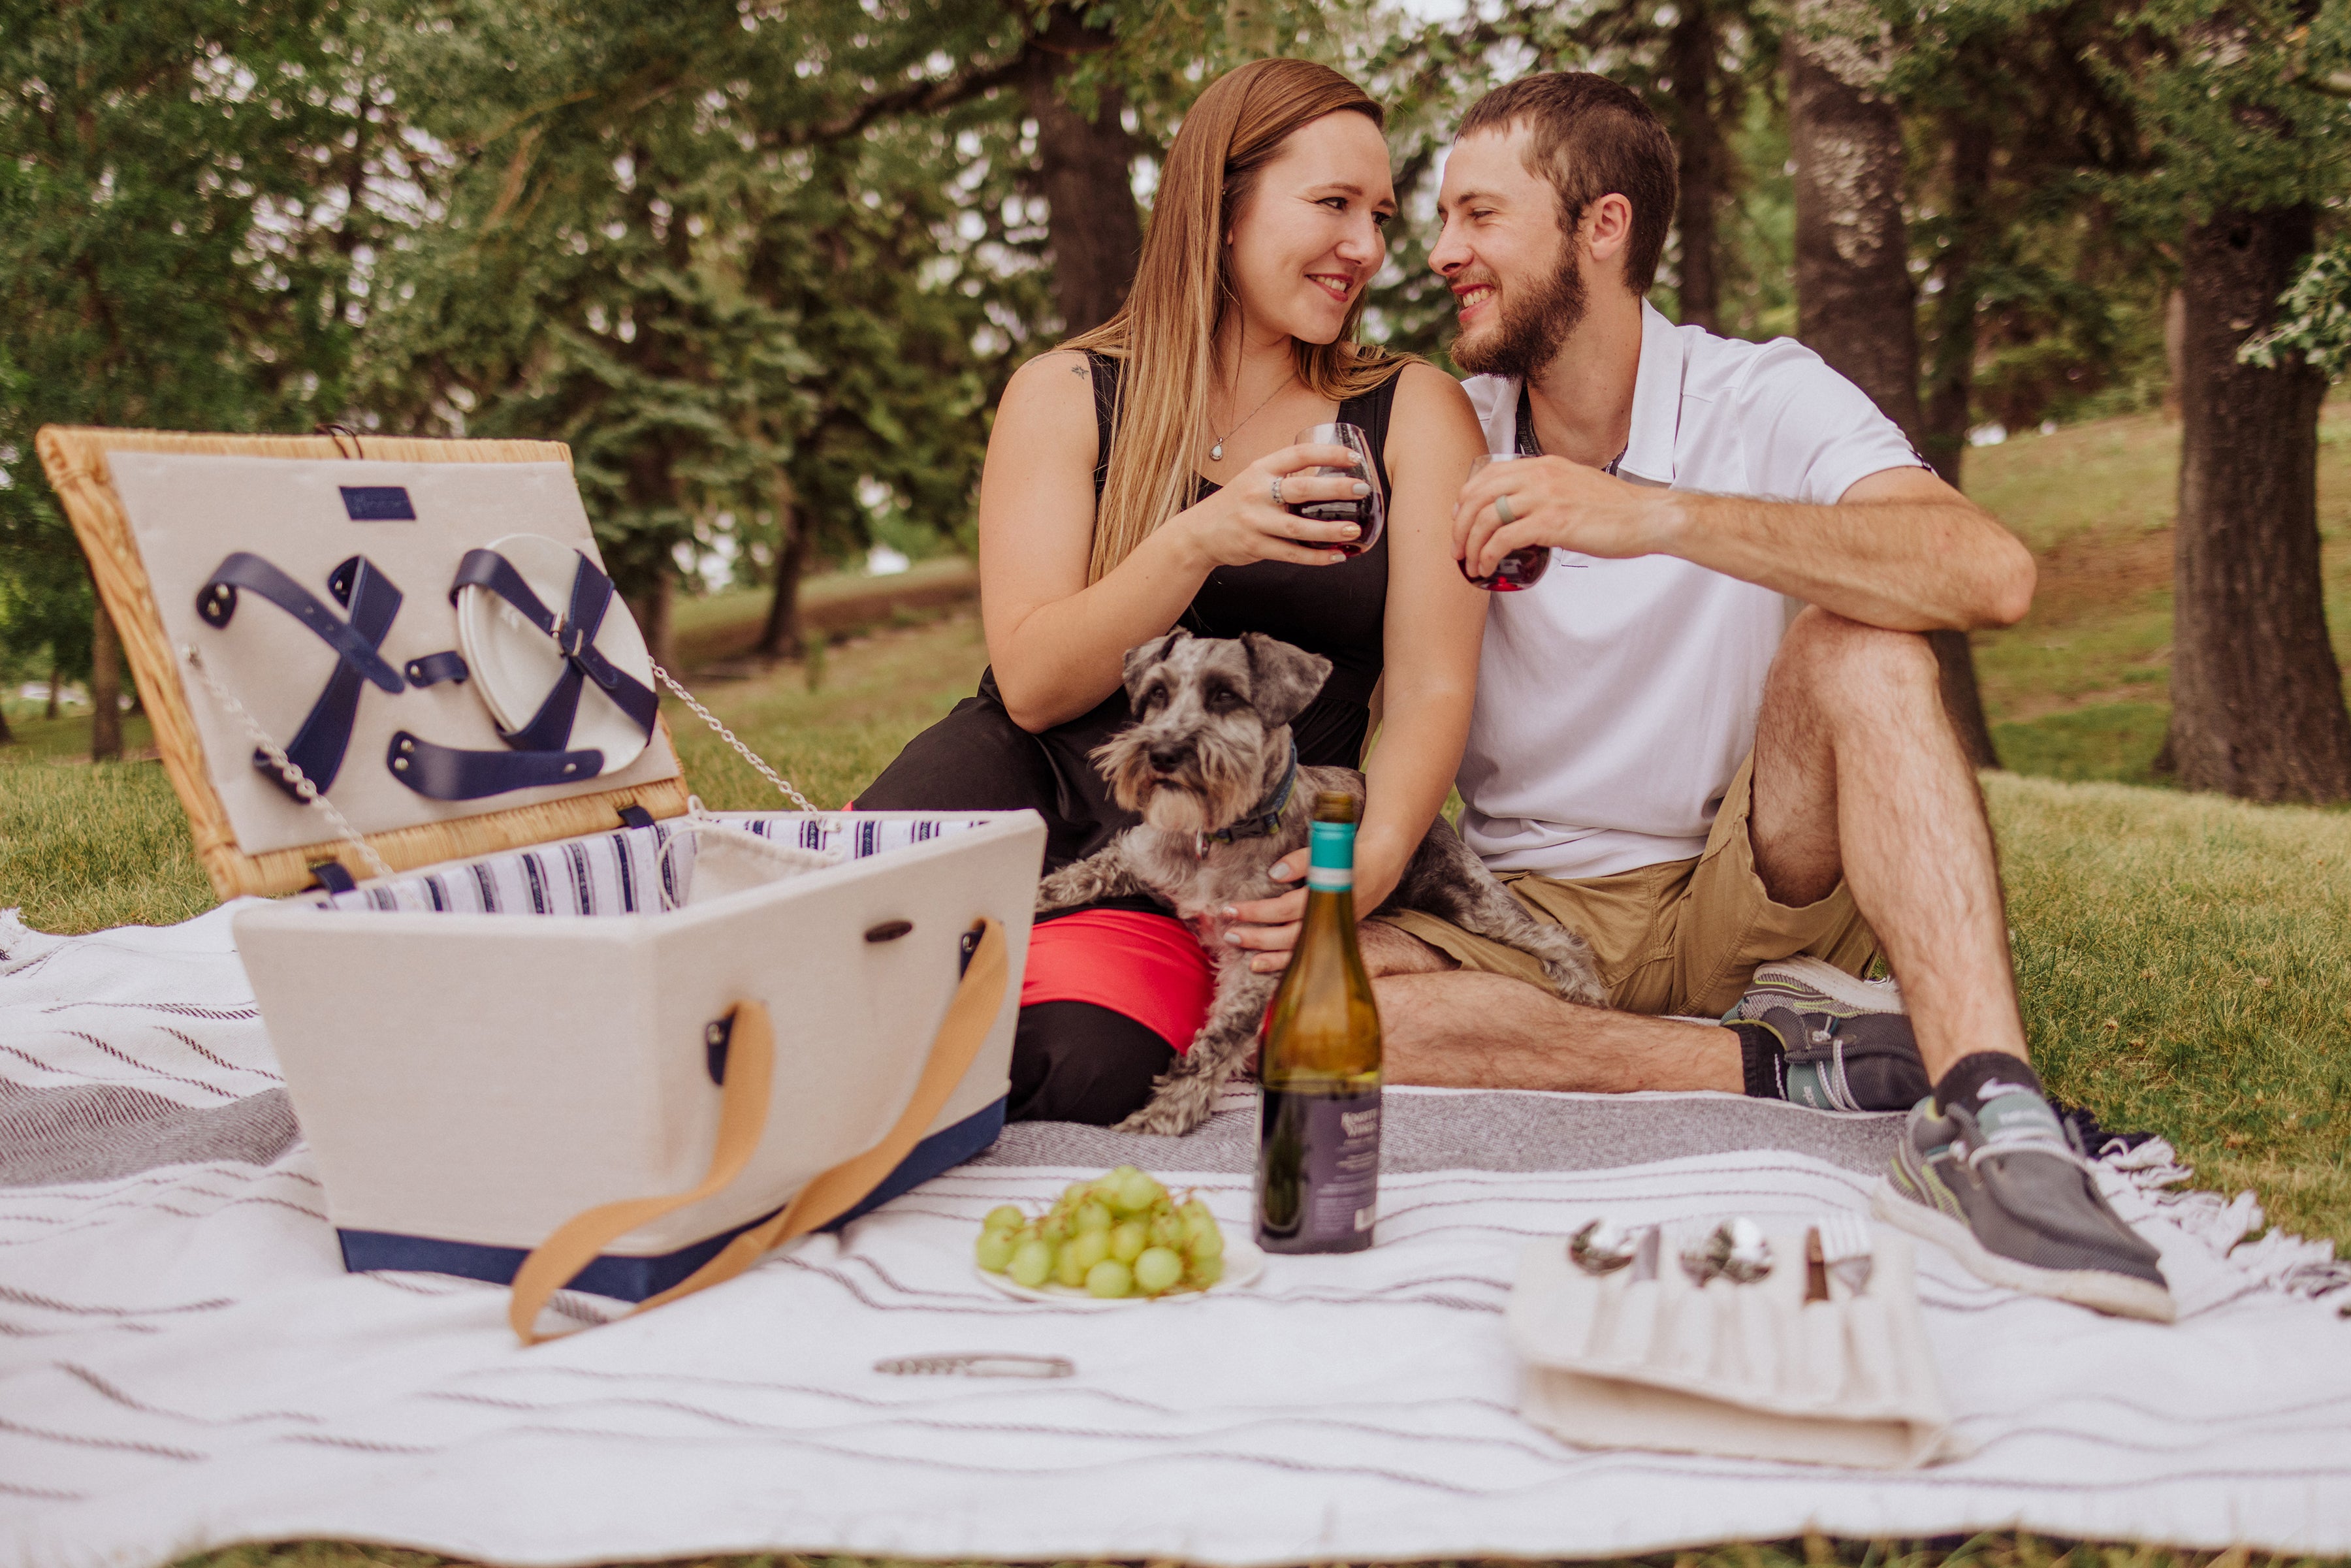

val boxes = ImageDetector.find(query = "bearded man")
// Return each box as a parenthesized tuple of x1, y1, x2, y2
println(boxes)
(1315, 72, 2168, 1319)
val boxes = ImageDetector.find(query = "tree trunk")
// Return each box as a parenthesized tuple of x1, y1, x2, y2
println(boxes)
(2165, 204, 2351, 803)
(1787, 5, 2002, 769)
(1787, 6, 1921, 434)
(88, 584, 121, 761)
(628, 574, 677, 677)
(2162, 286, 2186, 421)
(754, 477, 817, 660)
(0, 693, 13, 745)
(1666, 0, 1723, 332)
(1024, 46, 1141, 336)
(1920, 107, 1991, 488)
(45, 662, 59, 720)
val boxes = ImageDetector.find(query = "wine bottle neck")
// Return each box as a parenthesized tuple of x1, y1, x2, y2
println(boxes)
(1305, 816, 1355, 892)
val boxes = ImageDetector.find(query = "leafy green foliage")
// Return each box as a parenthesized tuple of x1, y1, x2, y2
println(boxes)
(352, 0, 1046, 604)
(0, 0, 408, 686)
(2242, 238, 2351, 378)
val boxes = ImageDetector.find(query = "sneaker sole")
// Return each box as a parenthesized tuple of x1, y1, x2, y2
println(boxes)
(1744, 957, 1906, 1018)
(1872, 1177, 2177, 1323)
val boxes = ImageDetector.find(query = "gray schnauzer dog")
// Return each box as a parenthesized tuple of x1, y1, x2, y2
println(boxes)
(1036, 628, 1606, 1135)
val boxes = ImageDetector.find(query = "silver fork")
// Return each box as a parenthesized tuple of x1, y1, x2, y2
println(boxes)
(1818, 1211, 1876, 1296)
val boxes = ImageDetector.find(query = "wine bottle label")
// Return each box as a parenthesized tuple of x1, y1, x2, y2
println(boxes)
(1255, 1085, 1381, 1254)
(1305, 818, 1355, 892)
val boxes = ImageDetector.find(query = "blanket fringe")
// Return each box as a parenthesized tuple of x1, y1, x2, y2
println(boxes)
(2098, 1137, 2351, 1305)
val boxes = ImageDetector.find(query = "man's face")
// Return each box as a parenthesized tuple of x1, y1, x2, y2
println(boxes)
(1430, 127, 1586, 379)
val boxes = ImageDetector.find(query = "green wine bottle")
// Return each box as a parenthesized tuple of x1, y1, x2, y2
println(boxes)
(1254, 791, 1381, 1254)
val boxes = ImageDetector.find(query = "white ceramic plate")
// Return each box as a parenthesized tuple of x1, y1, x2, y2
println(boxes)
(454, 532, 654, 774)
(976, 1234, 1266, 1307)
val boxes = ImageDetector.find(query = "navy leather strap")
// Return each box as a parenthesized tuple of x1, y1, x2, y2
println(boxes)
(448, 549, 659, 748)
(197, 552, 406, 796)
(404, 650, 471, 686)
(385, 731, 607, 801)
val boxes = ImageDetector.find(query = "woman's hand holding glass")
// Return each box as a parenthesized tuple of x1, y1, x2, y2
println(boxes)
(1179, 441, 1370, 569)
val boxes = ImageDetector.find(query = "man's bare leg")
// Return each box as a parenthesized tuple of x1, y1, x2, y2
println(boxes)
(1749, 607, 2027, 1079)
(1360, 923, 1742, 1093)
(1364, 605, 2020, 1092)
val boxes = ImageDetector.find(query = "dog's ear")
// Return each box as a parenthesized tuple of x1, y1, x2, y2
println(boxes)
(1239, 633, 1332, 728)
(1122, 628, 1189, 701)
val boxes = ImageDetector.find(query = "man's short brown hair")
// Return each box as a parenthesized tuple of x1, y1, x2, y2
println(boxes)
(1458, 72, 1678, 294)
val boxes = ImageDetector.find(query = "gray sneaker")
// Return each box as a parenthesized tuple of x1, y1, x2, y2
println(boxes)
(1735, 955, 1906, 1019)
(1744, 1006, 1932, 1113)
(1874, 1093, 2175, 1322)
(1731, 959, 1927, 1114)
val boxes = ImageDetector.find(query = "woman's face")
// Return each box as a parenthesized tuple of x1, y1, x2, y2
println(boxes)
(1224, 110, 1396, 345)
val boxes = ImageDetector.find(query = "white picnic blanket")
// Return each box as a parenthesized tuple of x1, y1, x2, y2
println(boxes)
(3, 903, 2350, 1568)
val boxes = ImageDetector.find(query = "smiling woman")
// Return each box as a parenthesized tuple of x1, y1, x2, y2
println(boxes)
(853, 58, 1490, 1127)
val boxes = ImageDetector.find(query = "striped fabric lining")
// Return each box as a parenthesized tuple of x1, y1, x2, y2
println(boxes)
(305, 814, 999, 917)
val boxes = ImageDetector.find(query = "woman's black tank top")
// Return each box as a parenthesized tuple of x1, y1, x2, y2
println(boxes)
(1085, 353, 1396, 718)
(857, 352, 1406, 868)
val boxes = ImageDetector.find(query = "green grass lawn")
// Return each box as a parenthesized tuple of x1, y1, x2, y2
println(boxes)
(8, 417, 2351, 1568)
(1965, 404, 2351, 784)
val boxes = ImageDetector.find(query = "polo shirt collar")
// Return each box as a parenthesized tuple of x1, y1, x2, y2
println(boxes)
(1616, 298, 1686, 487)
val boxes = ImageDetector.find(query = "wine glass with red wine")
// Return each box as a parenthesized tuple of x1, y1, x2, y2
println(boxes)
(1460, 453, 1554, 592)
(1288, 423, 1383, 557)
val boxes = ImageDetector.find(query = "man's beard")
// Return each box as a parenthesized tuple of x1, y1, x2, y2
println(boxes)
(1452, 258, 1588, 379)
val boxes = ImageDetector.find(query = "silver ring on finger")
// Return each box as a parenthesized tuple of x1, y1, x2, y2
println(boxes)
(1495, 492, 1517, 526)
(1270, 475, 1285, 506)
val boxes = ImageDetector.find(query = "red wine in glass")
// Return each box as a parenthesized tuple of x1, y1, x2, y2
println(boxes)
(1288, 422, 1384, 557)
(1460, 453, 1552, 591)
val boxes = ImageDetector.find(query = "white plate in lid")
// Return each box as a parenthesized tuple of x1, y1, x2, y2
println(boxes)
(454, 532, 654, 774)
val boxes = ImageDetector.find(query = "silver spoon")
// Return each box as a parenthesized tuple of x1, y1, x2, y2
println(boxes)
(1568, 1218, 1641, 1275)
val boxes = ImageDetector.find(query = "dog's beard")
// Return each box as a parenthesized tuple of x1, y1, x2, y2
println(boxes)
(1094, 726, 1276, 837)
(1451, 257, 1587, 381)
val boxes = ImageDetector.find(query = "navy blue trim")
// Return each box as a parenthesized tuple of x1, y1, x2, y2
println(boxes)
(335, 1096, 1008, 1301)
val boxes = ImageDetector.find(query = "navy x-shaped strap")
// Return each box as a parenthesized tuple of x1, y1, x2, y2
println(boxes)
(385, 549, 655, 802)
(197, 552, 406, 797)
(447, 549, 660, 748)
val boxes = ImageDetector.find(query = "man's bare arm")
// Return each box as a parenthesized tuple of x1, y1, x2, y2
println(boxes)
(1456, 461, 2036, 632)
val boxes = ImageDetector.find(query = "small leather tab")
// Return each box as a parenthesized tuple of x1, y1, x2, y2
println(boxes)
(704, 1016, 733, 1085)
(404, 650, 470, 687)
(307, 861, 357, 895)
(616, 805, 655, 829)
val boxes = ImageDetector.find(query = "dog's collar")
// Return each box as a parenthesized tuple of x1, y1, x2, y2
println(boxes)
(1194, 740, 1299, 859)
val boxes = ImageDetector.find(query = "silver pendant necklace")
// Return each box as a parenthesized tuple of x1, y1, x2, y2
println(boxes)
(1207, 370, 1295, 463)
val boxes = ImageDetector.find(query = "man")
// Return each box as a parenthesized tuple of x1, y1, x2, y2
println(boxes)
(1368, 73, 2169, 1319)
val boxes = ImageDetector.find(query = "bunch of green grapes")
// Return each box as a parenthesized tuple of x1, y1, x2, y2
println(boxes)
(974, 1166, 1226, 1298)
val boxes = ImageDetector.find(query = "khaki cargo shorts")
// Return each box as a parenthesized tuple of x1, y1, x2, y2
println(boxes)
(1378, 754, 1880, 1019)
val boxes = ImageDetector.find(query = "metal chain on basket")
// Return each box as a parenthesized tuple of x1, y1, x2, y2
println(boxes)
(182, 646, 396, 882)
(648, 661, 824, 816)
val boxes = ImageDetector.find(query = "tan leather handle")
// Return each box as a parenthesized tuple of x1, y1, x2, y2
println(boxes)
(509, 917, 1009, 1343)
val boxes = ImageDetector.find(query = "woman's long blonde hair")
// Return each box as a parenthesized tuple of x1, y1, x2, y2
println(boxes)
(1065, 58, 1411, 583)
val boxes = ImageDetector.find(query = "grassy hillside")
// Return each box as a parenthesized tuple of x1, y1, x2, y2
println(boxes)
(1964, 404, 2351, 783)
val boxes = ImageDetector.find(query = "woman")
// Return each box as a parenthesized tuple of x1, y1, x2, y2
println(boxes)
(857, 58, 1488, 1123)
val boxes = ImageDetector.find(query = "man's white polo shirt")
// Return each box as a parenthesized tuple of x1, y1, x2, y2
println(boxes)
(1458, 299, 1923, 882)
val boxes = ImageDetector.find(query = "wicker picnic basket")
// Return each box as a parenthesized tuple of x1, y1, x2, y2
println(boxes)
(35, 426, 1043, 1340)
